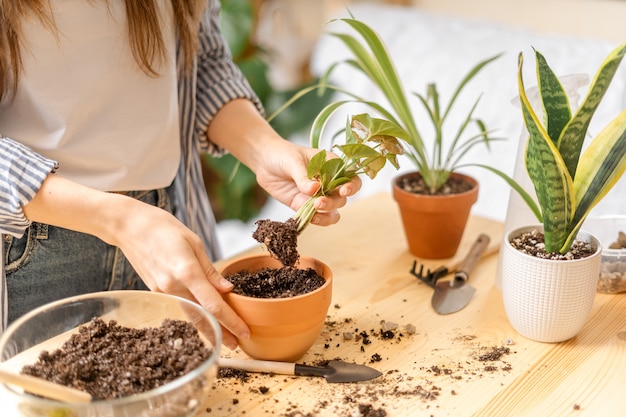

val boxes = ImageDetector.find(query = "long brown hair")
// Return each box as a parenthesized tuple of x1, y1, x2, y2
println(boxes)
(0, 0, 207, 100)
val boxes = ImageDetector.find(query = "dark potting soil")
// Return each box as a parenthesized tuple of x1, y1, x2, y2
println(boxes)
(252, 218, 300, 266)
(509, 229, 596, 260)
(398, 174, 473, 195)
(21, 318, 212, 400)
(225, 266, 325, 298)
(246, 216, 325, 298)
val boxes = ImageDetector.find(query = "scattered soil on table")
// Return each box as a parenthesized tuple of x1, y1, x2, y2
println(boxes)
(398, 174, 473, 196)
(253, 218, 300, 266)
(509, 229, 596, 260)
(211, 311, 516, 416)
(225, 266, 325, 298)
(21, 318, 212, 400)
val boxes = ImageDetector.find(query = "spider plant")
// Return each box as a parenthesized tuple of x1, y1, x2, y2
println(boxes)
(270, 16, 502, 194)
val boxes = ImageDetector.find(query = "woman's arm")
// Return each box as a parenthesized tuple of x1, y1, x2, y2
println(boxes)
(20, 171, 249, 348)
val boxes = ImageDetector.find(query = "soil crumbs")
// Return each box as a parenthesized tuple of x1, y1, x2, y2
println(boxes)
(21, 317, 212, 400)
(253, 218, 300, 266)
(398, 175, 473, 196)
(226, 266, 325, 298)
(211, 313, 516, 416)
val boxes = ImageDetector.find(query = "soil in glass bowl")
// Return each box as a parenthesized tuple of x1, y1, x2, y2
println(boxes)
(20, 318, 212, 400)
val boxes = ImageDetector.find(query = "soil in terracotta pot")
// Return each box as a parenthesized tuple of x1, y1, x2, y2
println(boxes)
(246, 218, 326, 298)
(20, 318, 212, 400)
(509, 229, 595, 260)
(398, 175, 473, 195)
(225, 265, 325, 298)
(252, 218, 300, 266)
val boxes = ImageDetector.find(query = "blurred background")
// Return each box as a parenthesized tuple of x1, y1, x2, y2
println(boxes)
(211, 0, 626, 258)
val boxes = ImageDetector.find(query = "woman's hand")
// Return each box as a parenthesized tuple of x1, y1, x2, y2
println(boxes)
(253, 139, 362, 226)
(208, 99, 362, 225)
(23, 174, 249, 349)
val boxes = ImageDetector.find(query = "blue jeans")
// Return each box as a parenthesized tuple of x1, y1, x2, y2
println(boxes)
(3, 187, 174, 324)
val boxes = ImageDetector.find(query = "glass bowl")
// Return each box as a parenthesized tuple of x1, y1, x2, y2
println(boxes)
(0, 290, 221, 417)
(583, 215, 626, 294)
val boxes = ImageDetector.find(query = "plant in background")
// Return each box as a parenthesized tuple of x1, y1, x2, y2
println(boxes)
(276, 17, 503, 195)
(498, 43, 626, 254)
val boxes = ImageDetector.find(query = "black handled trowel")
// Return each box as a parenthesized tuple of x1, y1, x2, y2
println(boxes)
(218, 357, 382, 383)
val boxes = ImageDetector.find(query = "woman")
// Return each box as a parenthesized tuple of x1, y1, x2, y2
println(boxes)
(0, 0, 360, 349)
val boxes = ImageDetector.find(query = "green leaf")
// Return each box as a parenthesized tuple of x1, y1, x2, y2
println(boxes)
(319, 158, 345, 192)
(336, 143, 380, 160)
(535, 50, 571, 146)
(518, 53, 574, 252)
(326, 177, 352, 191)
(557, 43, 626, 179)
(351, 113, 411, 143)
(570, 109, 626, 231)
(307, 150, 327, 180)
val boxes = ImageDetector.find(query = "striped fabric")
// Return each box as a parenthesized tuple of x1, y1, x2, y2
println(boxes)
(0, 0, 263, 334)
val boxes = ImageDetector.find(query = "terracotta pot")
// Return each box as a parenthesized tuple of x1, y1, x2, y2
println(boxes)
(501, 225, 601, 343)
(392, 171, 478, 259)
(219, 254, 332, 362)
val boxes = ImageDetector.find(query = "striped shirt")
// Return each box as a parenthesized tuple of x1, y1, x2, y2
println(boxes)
(0, 0, 263, 333)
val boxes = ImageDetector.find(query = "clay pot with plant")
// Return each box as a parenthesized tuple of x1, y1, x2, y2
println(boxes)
(280, 17, 504, 259)
(219, 114, 404, 361)
(492, 43, 626, 342)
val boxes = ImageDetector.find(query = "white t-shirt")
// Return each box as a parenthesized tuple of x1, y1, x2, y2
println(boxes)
(0, 0, 180, 191)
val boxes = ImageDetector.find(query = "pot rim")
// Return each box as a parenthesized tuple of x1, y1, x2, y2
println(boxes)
(392, 171, 478, 199)
(504, 224, 602, 264)
(219, 253, 333, 303)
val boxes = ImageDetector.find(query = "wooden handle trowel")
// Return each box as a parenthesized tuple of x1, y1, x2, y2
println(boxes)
(218, 357, 382, 383)
(430, 233, 490, 315)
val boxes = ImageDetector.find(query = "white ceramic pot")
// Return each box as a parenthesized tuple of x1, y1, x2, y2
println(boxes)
(501, 225, 602, 343)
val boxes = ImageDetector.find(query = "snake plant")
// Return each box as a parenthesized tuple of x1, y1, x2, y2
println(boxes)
(509, 42, 626, 253)
(270, 17, 502, 195)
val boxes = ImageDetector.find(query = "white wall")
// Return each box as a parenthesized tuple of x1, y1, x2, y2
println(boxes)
(411, 0, 626, 42)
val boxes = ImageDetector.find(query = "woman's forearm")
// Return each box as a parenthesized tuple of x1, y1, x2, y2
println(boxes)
(22, 174, 139, 247)
(207, 98, 287, 173)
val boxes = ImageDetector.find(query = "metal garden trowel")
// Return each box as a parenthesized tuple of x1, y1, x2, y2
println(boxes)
(411, 233, 490, 315)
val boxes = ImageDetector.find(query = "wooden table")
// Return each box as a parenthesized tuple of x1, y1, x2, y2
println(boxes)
(0, 192, 623, 416)
(204, 192, 626, 417)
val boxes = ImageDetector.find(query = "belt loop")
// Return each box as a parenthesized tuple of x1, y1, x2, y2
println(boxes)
(35, 223, 49, 240)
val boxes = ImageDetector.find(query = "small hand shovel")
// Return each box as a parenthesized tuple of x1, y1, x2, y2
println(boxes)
(411, 233, 490, 315)
(218, 357, 382, 383)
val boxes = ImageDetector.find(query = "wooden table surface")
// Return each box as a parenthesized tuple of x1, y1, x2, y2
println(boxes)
(0, 192, 623, 416)
(204, 192, 626, 417)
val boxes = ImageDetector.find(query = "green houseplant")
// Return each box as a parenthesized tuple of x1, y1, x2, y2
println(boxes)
(499, 42, 626, 343)
(275, 16, 503, 258)
(221, 114, 403, 361)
